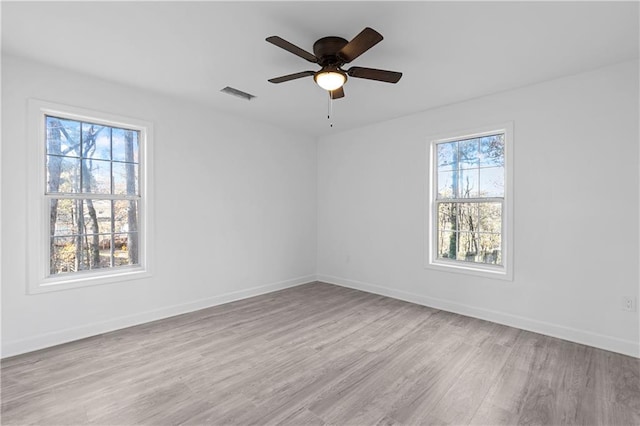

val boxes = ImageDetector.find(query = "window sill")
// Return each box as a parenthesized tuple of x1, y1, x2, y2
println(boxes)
(426, 259, 513, 281)
(28, 267, 151, 294)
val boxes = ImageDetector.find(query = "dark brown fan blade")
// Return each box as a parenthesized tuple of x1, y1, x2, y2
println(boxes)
(330, 87, 345, 99)
(347, 67, 402, 83)
(266, 36, 318, 63)
(337, 27, 383, 63)
(268, 71, 315, 84)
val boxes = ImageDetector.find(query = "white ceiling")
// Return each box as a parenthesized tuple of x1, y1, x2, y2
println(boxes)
(2, 1, 638, 137)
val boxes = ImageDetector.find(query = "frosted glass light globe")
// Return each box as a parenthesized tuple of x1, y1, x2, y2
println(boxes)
(314, 70, 346, 91)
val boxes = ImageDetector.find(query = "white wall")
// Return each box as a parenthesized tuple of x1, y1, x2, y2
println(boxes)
(317, 60, 640, 357)
(3, 55, 638, 359)
(1, 55, 318, 357)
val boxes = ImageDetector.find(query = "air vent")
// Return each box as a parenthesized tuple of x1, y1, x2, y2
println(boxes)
(220, 86, 256, 101)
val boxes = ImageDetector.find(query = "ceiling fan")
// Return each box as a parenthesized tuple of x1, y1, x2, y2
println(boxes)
(266, 27, 402, 99)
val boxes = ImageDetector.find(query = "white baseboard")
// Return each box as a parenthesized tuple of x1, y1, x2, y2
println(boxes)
(1, 275, 316, 358)
(5, 274, 638, 359)
(318, 274, 640, 358)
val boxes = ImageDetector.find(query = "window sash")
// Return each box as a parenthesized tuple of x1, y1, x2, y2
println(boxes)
(434, 199, 504, 266)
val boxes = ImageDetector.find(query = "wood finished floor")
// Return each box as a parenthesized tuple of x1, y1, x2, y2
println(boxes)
(2, 282, 639, 426)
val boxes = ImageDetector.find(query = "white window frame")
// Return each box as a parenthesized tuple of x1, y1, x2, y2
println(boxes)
(27, 99, 154, 294)
(426, 122, 513, 281)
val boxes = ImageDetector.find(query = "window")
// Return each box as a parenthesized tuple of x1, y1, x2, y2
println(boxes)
(427, 123, 513, 280)
(28, 100, 153, 293)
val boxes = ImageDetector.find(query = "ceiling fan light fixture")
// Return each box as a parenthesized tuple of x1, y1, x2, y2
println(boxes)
(314, 69, 347, 91)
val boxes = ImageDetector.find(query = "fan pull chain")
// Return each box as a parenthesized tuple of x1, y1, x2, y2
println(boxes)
(327, 91, 334, 128)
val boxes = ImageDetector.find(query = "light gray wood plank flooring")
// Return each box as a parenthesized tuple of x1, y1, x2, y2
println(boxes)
(2, 282, 639, 425)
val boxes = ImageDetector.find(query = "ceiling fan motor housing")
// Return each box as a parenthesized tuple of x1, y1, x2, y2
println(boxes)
(313, 36, 349, 66)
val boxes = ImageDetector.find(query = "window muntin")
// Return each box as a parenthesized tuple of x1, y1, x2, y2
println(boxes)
(429, 126, 512, 279)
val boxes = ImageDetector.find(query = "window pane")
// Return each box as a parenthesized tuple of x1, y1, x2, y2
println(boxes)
(81, 123, 106, 158)
(50, 236, 77, 275)
(479, 166, 504, 197)
(46, 117, 80, 156)
(114, 233, 138, 266)
(437, 230, 457, 260)
(458, 168, 479, 198)
(113, 128, 139, 163)
(113, 162, 139, 195)
(458, 232, 480, 261)
(459, 138, 479, 169)
(458, 203, 479, 233)
(83, 127, 111, 160)
(437, 170, 457, 199)
(114, 200, 138, 234)
(437, 202, 456, 231)
(77, 233, 111, 271)
(98, 234, 113, 254)
(81, 159, 111, 194)
(445, 230, 502, 265)
(131, 131, 139, 163)
(82, 200, 112, 234)
(477, 233, 502, 265)
(437, 142, 457, 171)
(479, 135, 504, 167)
(50, 199, 79, 236)
(47, 156, 80, 193)
(478, 202, 502, 233)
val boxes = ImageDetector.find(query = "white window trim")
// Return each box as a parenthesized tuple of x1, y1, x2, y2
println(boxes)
(27, 99, 154, 294)
(425, 122, 514, 281)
